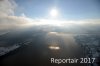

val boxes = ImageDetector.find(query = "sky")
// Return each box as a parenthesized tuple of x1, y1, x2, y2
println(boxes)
(14, 0, 100, 20)
(0, 0, 100, 32)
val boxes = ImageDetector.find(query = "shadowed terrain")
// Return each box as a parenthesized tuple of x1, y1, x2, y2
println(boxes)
(0, 24, 100, 66)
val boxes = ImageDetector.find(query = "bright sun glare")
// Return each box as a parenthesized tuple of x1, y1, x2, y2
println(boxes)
(50, 9, 58, 17)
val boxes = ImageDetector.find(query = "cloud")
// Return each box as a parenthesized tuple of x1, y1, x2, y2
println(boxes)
(0, 0, 33, 31)
(0, 0, 17, 16)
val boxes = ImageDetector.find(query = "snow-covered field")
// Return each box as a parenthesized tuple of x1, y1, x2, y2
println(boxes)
(74, 34, 100, 66)
(0, 44, 20, 56)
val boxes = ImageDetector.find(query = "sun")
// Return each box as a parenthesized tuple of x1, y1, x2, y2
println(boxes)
(50, 8, 58, 17)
